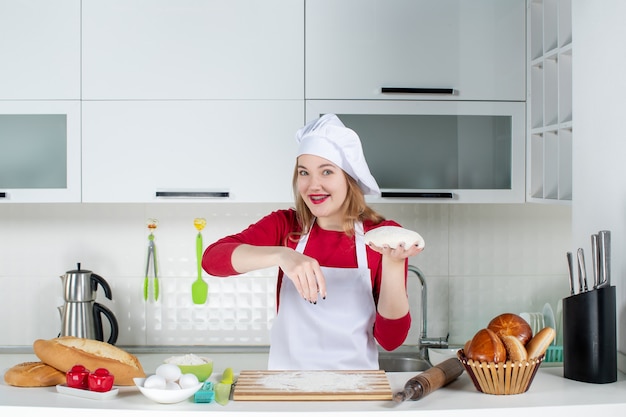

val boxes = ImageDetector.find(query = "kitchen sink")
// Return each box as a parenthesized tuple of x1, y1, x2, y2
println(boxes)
(378, 353, 431, 372)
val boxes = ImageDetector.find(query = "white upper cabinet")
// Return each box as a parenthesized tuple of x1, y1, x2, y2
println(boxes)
(82, 100, 302, 203)
(306, 0, 526, 101)
(0, 0, 80, 99)
(0, 101, 81, 202)
(82, 0, 303, 100)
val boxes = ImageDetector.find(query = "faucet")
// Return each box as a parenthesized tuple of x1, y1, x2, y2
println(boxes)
(407, 265, 449, 361)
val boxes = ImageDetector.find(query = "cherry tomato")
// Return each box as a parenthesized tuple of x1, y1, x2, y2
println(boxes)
(66, 364, 90, 389)
(88, 368, 115, 392)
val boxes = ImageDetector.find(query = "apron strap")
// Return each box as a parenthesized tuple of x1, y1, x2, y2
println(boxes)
(296, 219, 369, 270)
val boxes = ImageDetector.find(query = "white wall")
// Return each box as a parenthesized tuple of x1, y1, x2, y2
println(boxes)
(572, 0, 626, 372)
(0, 202, 570, 349)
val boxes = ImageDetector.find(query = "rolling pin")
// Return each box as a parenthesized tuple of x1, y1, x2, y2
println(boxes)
(393, 358, 464, 402)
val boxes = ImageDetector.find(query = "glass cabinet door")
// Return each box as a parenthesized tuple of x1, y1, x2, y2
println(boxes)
(306, 100, 525, 203)
(0, 101, 81, 202)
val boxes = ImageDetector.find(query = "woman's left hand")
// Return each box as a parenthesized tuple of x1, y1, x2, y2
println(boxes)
(367, 242, 423, 261)
(370, 242, 422, 320)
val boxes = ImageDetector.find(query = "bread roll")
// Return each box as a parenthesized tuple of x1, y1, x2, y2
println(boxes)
(525, 327, 556, 359)
(466, 328, 507, 363)
(364, 226, 425, 249)
(487, 313, 533, 345)
(33, 336, 145, 385)
(500, 335, 528, 362)
(463, 339, 472, 354)
(3, 361, 66, 387)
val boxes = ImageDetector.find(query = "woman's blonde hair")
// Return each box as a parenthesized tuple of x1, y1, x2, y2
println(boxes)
(290, 163, 385, 239)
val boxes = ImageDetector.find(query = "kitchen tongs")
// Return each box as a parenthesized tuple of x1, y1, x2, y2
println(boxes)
(144, 219, 159, 301)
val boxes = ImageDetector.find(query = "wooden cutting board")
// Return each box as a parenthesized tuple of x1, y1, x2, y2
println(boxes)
(232, 370, 392, 401)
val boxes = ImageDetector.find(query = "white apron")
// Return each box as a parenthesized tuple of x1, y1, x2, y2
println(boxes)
(268, 222, 378, 370)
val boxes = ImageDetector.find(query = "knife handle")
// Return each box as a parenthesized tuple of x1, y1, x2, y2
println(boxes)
(598, 230, 611, 287)
(591, 234, 600, 289)
(566, 252, 575, 295)
(576, 248, 587, 293)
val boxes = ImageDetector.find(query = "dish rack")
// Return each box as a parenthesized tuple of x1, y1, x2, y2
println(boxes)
(544, 345, 563, 363)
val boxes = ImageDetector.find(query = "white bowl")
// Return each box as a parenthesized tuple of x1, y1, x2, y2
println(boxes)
(134, 377, 203, 404)
(428, 347, 462, 365)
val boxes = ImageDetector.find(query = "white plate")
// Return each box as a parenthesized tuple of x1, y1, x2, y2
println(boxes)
(364, 226, 425, 249)
(555, 299, 563, 346)
(56, 384, 119, 400)
(543, 303, 556, 331)
(519, 312, 531, 328)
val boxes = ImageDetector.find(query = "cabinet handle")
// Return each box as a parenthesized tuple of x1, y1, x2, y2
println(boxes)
(155, 190, 230, 198)
(381, 87, 455, 95)
(381, 191, 454, 199)
(0, 192, 6, 199)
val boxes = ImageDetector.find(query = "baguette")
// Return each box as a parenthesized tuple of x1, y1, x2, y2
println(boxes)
(33, 336, 145, 385)
(4, 361, 66, 387)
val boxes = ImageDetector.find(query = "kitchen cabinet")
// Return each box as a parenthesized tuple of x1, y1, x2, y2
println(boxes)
(0, 0, 80, 100)
(527, 0, 572, 203)
(82, 100, 302, 203)
(305, 0, 526, 102)
(307, 100, 526, 204)
(0, 101, 81, 203)
(81, 0, 303, 100)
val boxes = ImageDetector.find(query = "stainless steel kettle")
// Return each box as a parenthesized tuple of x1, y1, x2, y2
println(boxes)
(58, 263, 119, 345)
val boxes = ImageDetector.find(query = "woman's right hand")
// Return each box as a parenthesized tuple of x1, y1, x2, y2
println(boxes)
(277, 248, 327, 303)
(231, 244, 326, 303)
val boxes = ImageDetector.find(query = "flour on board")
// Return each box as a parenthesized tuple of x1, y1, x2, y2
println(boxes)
(258, 372, 375, 392)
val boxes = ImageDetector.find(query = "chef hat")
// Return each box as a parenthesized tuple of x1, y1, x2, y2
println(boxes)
(295, 114, 381, 196)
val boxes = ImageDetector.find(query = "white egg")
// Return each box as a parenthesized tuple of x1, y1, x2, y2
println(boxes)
(178, 373, 199, 389)
(165, 381, 181, 390)
(143, 374, 166, 389)
(156, 363, 182, 382)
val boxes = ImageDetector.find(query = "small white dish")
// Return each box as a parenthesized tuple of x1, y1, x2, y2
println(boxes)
(134, 377, 203, 404)
(56, 384, 119, 400)
(428, 347, 462, 365)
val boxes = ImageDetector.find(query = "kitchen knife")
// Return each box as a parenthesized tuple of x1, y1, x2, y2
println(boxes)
(591, 234, 600, 289)
(566, 252, 575, 295)
(576, 248, 588, 293)
(598, 230, 611, 287)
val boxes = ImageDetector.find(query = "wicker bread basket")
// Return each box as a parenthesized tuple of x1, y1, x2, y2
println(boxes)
(457, 349, 544, 395)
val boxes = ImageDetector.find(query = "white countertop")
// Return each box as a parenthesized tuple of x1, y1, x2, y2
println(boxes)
(2, 351, 626, 416)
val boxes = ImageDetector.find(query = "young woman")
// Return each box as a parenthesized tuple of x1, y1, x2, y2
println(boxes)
(202, 114, 423, 370)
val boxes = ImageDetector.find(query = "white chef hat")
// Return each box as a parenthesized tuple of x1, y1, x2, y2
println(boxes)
(295, 114, 381, 196)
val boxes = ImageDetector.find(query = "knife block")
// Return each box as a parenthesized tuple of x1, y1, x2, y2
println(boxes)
(562, 286, 617, 383)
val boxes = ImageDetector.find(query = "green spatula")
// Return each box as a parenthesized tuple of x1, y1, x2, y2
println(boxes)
(192, 218, 208, 304)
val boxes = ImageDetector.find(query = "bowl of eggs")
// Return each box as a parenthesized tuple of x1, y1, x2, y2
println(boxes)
(164, 354, 213, 382)
(134, 363, 203, 404)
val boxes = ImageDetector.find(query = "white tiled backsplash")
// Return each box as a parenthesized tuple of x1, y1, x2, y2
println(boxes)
(0, 203, 571, 348)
